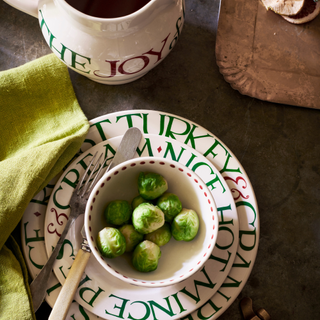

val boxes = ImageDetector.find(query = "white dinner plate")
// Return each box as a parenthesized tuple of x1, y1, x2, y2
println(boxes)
(21, 110, 259, 319)
(44, 133, 239, 319)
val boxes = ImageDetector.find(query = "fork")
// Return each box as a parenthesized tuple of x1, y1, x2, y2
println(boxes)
(30, 150, 108, 311)
(30, 127, 142, 312)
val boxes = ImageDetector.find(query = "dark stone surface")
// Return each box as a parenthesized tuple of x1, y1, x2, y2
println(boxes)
(1, 0, 320, 319)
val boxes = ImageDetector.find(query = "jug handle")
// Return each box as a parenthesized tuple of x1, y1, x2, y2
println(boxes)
(4, 0, 38, 18)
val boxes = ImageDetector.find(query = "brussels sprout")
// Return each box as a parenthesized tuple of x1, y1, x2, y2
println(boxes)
(132, 240, 161, 272)
(156, 193, 182, 223)
(131, 195, 151, 210)
(104, 200, 132, 225)
(145, 223, 171, 247)
(97, 227, 126, 258)
(132, 203, 165, 234)
(138, 172, 168, 200)
(119, 224, 144, 252)
(171, 208, 199, 241)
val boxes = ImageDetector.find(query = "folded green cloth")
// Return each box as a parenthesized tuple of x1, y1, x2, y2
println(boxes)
(0, 54, 90, 319)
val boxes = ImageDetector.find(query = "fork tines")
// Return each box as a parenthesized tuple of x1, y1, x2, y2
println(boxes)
(77, 151, 107, 198)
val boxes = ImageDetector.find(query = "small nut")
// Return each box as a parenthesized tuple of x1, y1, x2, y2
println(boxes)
(240, 297, 270, 320)
(256, 308, 271, 320)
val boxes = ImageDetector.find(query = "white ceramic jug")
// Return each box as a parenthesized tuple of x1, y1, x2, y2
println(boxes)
(4, 0, 185, 84)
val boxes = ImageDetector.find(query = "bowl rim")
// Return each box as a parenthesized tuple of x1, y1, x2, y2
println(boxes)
(84, 156, 219, 288)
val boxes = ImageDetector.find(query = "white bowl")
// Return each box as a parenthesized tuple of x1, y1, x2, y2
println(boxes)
(85, 157, 219, 288)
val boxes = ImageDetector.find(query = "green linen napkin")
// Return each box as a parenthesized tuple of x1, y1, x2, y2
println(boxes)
(0, 54, 90, 319)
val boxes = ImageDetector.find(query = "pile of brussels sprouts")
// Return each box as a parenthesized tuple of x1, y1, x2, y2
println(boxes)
(96, 171, 200, 273)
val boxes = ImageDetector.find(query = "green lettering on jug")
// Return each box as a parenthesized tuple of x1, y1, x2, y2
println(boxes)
(170, 17, 182, 49)
(39, 10, 91, 74)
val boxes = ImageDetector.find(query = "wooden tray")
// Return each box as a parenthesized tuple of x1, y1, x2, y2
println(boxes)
(215, 0, 320, 109)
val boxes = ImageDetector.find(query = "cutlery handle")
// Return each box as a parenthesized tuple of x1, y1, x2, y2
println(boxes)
(48, 249, 91, 320)
(30, 215, 77, 311)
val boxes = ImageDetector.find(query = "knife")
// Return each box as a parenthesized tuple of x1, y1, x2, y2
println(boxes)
(39, 128, 142, 319)
(48, 226, 91, 320)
